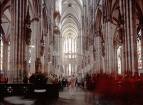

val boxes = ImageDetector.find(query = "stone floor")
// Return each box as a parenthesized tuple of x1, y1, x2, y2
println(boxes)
(1, 87, 143, 105)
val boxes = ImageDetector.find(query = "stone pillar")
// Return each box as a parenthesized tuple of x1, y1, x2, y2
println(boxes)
(57, 34, 61, 73)
(34, 2, 42, 72)
(0, 42, 1, 70)
(0, 7, 2, 70)
(122, 0, 138, 74)
(129, 0, 138, 74)
(77, 35, 82, 59)
(141, 22, 143, 72)
(113, 47, 118, 74)
(30, 19, 38, 74)
(121, 0, 128, 74)
(104, 22, 116, 74)
(121, 47, 124, 74)
(44, 34, 49, 73)
(53, 28, 60, 73)
(25, 8, 31, 78)
(121, 0, 127, 74)
(36, 21, 42, 58)
(10, 0, 27, 83)
(34, 17, 43, 73)
(95, 31, 102, 73)
(2, 43, 8, 76)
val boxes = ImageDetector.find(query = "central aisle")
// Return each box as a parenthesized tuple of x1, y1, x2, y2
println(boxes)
(2, 87, 143, 105)
(57, 87, 95, 105)
(1, 87, 96, 105)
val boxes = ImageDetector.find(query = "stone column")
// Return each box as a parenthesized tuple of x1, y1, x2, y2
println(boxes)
(129, 0, 138, 74)
(2, 43, 8, 76)
(10, 0, 27, 83)
(77, 35, 82, 59)
(44, 34, 49, 73)
(95, 31, 102, 73)
(34, 18, 43, 73)
(34, 2, 42, 73)
(141, 22, 143, 72)
(121, 0, 128, 73)
(0, 8, 2, 70)
(25, 8, 31, 78)
(104, 22, 116, 74)
(53, 28, 60, 73)
(121, 46, 124, 74)
(122, 0, 138, 74)
(113, 47, 118, 74)
(0, 41, 1, 70)
(35, 21, 41, 57)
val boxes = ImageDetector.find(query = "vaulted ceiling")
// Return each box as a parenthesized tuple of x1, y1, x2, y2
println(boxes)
(61, 0, 83, 39)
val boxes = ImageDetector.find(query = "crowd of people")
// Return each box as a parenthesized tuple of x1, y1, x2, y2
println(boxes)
(0, 72, 59, 84)
(59, 75, 85, 91)
(85, 72, 143, 98)
(2, 71, 143, 98)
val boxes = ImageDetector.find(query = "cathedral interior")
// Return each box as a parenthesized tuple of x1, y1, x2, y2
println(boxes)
(0, 0, 143, 105)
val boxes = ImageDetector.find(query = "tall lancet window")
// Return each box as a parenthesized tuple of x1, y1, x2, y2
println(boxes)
(117, 46, 122, 74)
(137, 30, 142, 70)
(0, 36, 3, 71)
(63, 35, 77, 58)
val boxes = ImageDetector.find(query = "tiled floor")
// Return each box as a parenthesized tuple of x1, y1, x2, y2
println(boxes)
(1, 87, 143, 105)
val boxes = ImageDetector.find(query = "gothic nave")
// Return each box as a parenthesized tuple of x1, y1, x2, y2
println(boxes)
(0, 0, 143, 105)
